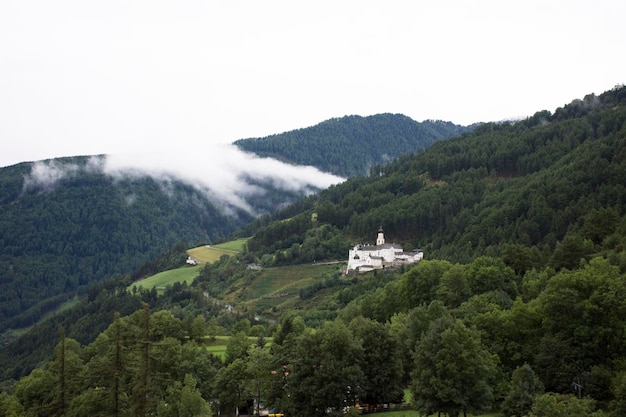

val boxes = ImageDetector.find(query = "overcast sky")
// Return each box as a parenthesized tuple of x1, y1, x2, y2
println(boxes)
(1, 0, 625, 168)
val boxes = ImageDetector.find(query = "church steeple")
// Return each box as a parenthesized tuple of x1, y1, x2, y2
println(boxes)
(376, 226, 385, 246)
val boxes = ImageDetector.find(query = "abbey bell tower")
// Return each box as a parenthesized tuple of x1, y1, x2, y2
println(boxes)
(376, 226, 385, 246)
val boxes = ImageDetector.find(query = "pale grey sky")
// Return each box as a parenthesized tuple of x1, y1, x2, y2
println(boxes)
(1, 0, 625, 168)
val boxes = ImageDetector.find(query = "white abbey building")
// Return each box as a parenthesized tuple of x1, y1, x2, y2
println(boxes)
(346, 227, 423, 274)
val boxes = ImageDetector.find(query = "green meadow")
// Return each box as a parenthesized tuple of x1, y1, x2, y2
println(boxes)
(187, 238, 248, 263)
(130, 264, 203, 293)
(203, 335, 272, 361)
(204, 335, 230, 360)
(129, 239, 249, 292)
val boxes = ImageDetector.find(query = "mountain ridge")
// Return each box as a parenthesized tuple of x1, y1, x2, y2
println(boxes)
(2, 86, 626, 413)
(237, 85, 626, 266)
(235, 113, 474, 177)
(0, 114, 468, 339)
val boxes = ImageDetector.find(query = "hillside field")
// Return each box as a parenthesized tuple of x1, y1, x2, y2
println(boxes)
(130, 264, 203, 293)
(203, 335, 273, 361)
(130, 239, 249, 292)
(229, 262, 345, 317)
(187, 238, 248, 263)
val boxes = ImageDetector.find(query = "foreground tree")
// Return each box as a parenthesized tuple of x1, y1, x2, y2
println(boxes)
(501, 364, 544, 417)
(244, 345, 274, 416)
(436, 264, 471, 308)
(528, 393, 606, 417)
(12, 335, 84, 417)
(283, 321, 364, 417)
(0, 392, 25, 417)
(13, 368, 56, 417)
(411, 316, 497, 416)
(534, 258, 626, 395)
(157, 374, 211, 417)
(215, 358, 249, 415)
(348, 317, 404, 407)
(609, 370, 626, 417)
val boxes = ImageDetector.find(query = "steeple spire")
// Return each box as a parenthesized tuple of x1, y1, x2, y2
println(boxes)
(376, 226, 385, 246)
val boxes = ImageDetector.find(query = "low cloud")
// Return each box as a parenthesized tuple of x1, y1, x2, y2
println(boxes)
(22, 144, 345, 215)
(22, 160, 81, 191)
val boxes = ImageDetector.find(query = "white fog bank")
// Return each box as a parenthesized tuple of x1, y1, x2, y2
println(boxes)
(22, 144, 345, 215)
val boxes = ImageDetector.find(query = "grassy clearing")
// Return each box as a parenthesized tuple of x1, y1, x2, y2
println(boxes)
(187, 246, 233, 264)
(203, 336, 232, 360)
(232, 263, 341, 316)
(203, 335, 271, 361)
(130, 239, 249, 292)
(214, 238, 248, 252)
(130, 264, 203, 292)
(204, 344, 227, 360)
(186, 238, 248, 263)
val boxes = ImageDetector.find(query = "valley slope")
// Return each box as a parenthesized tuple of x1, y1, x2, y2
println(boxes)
(239, 86, 626, 267)
(3, 86, 626, 409)
(0, 114, 469, 340)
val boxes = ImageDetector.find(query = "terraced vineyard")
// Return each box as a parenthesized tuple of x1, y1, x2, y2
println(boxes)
(229, 262, 345, 319)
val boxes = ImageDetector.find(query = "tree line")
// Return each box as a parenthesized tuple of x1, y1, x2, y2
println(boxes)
(235, 114, 474, 178)
(3, 254, 626, 416)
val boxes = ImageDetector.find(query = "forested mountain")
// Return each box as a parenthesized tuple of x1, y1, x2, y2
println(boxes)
(235, 113, 474, 177)
(214, 85, 626, 416)
(240, 85, 626, 267)
(3, 86, 626, 416)
(0, 157, 315, 338)
(0, 114, 467, 340)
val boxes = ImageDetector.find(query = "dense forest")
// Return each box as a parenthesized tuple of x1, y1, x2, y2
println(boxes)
(239, 85, 626, 268)
(0, 114, 469, 340)
(0, 157, 321, 339)
(2, 85, 626, 416)
(235, 114, 474, 177)
(2, 255, 626, 416)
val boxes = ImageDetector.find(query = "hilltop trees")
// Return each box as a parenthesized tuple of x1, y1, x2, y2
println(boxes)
(501, 364, 544, 417)
(238, 85, 626, 270)
(534, 258, 626, 396)
(280, 321, 365, 417)
(235, 114, 472, 178)
(411, 316, 497, 416)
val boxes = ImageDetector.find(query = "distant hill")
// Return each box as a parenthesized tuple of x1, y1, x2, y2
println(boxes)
(235, 113, 474, 177)
(0, 157, 310, 336)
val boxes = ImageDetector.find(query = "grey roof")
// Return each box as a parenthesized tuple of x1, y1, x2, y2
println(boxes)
(355, 243, 403, 251)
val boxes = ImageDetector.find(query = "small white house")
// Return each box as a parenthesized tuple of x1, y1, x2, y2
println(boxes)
(346, 227, 423, 274)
